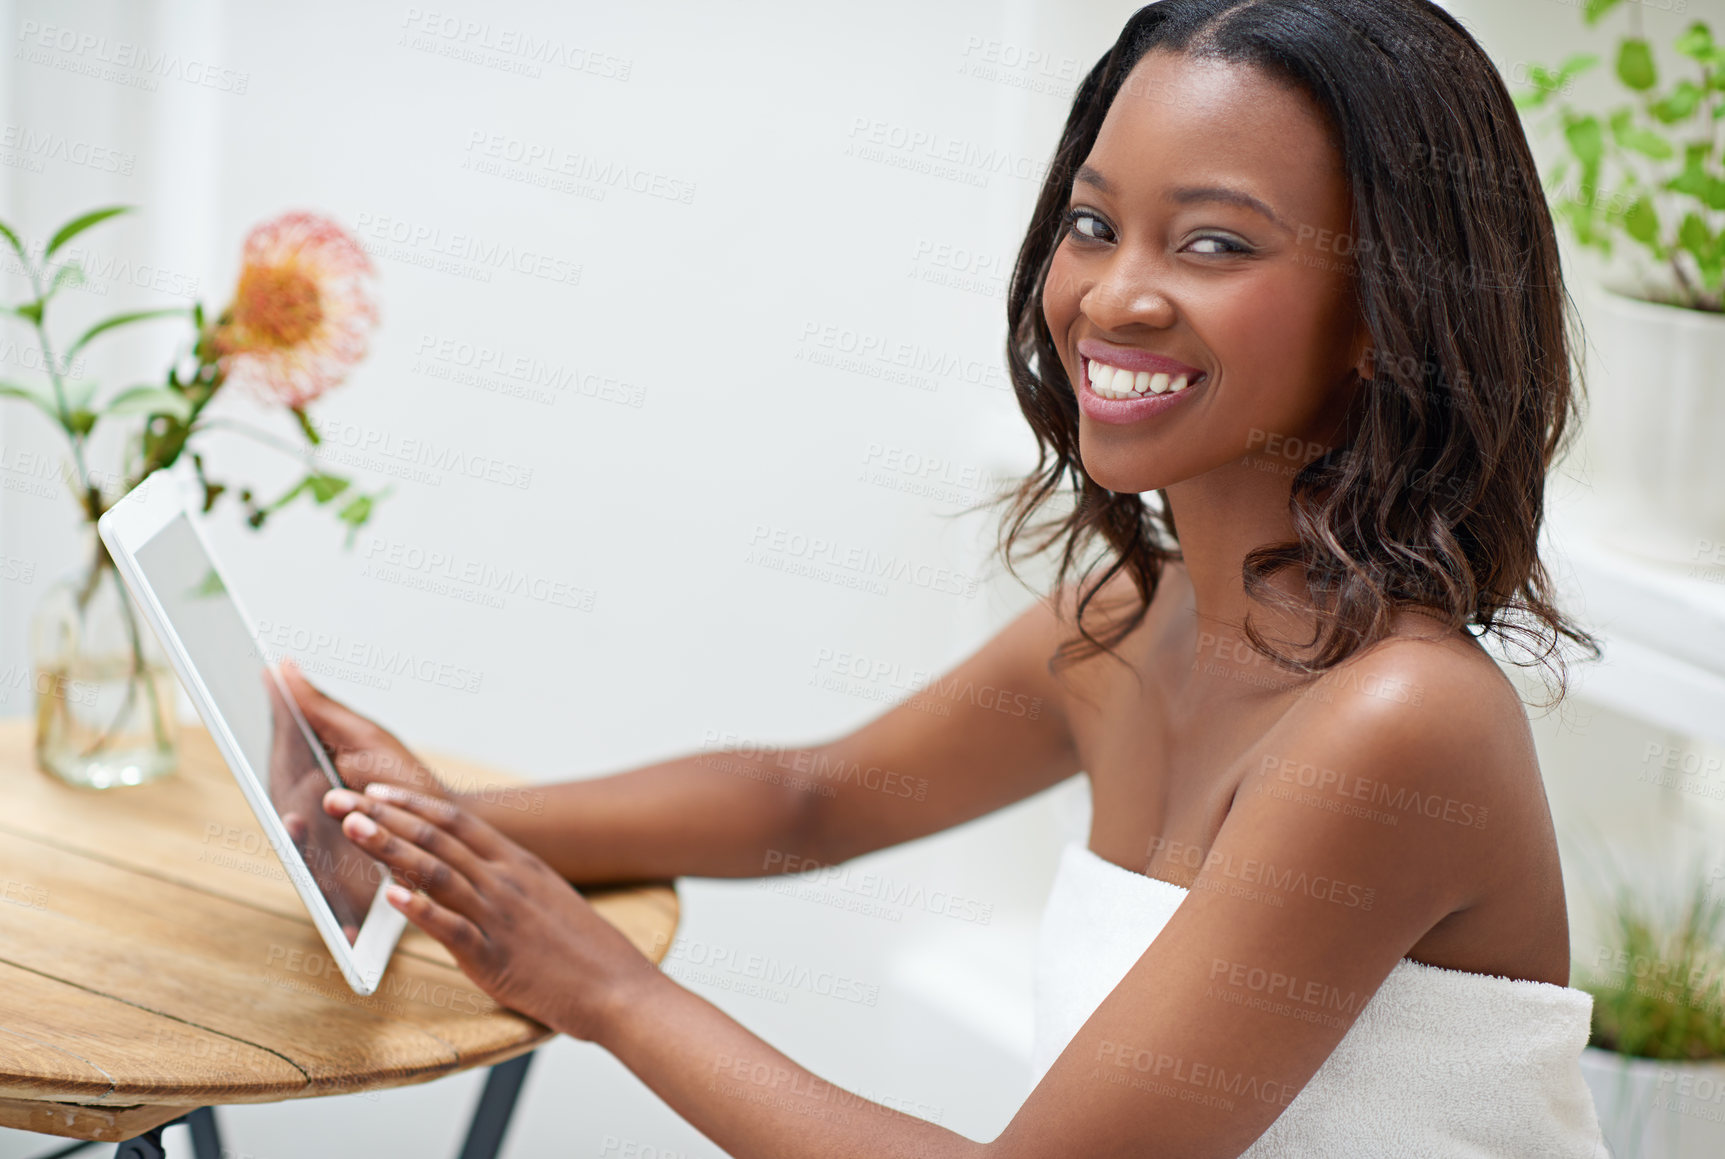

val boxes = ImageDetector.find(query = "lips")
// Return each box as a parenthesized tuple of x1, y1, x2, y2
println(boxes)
(1076, 337, 1207, 400)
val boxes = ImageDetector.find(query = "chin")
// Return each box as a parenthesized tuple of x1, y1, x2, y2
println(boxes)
(1078, 443, 1172, 496)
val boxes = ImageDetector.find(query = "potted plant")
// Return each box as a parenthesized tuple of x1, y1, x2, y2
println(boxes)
(1516, 5, 1725, 568)
(1575, 860, 1725, 1158)
(0, 207, 389, 788)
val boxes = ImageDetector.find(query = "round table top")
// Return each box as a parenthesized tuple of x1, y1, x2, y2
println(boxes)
(0, 719, 679, 1143)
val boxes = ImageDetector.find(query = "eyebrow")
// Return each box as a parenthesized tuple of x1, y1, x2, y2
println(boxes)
(1073, 164, 1291, 232)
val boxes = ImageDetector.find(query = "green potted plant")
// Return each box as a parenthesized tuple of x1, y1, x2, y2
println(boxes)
(1516, 4, 1725, 568)
(1574, 858, 1725, 1157)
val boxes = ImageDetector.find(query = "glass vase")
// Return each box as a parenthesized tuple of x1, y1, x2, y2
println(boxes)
(30, 527, 178, 788)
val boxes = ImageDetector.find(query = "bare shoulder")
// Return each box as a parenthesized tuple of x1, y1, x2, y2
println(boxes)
(1264, 619, 1549, 913)
(1307, 620, 1534, 758)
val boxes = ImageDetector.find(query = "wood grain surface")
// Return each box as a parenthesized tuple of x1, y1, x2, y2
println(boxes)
(0, 720, 679, 1141)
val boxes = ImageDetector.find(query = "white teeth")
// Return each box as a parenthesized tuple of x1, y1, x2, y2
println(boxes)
(1087, 358, 1201, 400)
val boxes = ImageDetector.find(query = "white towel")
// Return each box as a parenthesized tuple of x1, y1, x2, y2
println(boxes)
(1031, 840, 1611, 1157)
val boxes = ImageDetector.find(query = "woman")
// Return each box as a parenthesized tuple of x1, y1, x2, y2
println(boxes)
(302, 0, 1614, 1153)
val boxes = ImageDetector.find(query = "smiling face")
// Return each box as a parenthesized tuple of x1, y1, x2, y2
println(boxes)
(1043, 50, 1369, 494)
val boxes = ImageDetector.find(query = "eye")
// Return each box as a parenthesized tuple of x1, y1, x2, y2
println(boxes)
(1062, 207, 1114, 243)
(1185, 234, 1250, 255)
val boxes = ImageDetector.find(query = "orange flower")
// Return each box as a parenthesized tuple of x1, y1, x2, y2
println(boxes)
(213, 212, 378, 408)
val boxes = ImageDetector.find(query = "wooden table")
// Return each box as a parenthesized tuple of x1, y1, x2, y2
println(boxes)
(0, 720, 679, 1156)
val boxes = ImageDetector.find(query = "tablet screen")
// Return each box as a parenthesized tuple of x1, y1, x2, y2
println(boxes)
(133, 513, 381, 943)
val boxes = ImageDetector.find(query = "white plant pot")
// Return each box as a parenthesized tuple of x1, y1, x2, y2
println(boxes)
(1581, 285, 1725, 570)
(1579, 1046, 1725, 1158)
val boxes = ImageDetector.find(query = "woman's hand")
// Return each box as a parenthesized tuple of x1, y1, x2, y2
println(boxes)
(280, 659, 451, 802)
(321, 783, 662, 1041)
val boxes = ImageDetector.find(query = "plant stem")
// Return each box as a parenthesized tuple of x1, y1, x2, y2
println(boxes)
(22, 261, 97, 519)
(73, 533, 170, 760)
(190, 415, 320, 464)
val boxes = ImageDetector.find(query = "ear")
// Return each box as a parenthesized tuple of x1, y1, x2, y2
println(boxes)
(1348, 313, 1375, 382)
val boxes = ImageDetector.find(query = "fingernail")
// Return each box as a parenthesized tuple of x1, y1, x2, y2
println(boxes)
(345, 813, 378, 838)
(325, 788, 360, 811)
(386, 884, 412, 906)
(365, 782, 397, 799)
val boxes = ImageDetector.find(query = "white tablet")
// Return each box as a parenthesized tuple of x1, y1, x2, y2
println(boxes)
(97, 461, 405, 995)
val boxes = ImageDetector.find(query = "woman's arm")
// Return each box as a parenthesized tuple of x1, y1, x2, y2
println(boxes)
(321, 636, 1509, 1158)
(286, 597, 1079, 884)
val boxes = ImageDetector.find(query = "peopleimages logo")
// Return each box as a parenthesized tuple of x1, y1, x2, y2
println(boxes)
(762, 850, 995, 925)
(746, 524, 980, 599)
(14, 20, 251, 93)
(0, 124, 133, 173)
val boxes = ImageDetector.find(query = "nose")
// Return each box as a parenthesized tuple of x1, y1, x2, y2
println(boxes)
(1078, 255, 1177, 332)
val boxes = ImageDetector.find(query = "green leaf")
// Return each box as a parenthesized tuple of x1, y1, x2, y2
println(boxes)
(1625, 196, 1660, 246)
(1564, 114, 1606, 166)
(1514, 89, 1549, 112)
(1584, 0, 1623, 26)
(104, 385, 194, 423)
(1617, 39, 1657, 91)
(1667, 166, 1725, 210)
(45, 207, 131, 260)
(337, 493, 373, 525)
(336, 487, 391, 549)
(13, 301, 42, 324)
(1676, 22, 1715, 62)
(0, 379, 62, 425)
(265, 478, 309, 512)
(1678, 213, 1724, 287)
(1558, 52, 1600, 79)
(188, 567, 226, 598)
(1610, 108, 1676, 159)
(46, 263, 83, 298)
(292, 406, 320, 446)
(0, 220, 29, 269)
(64, 307, 189, 361)
(1678, 212, 1713, 254)
(1651, 80, 1705, 123)
(1560, 196, 1613, 255)
(307, 474, 349, 504)
(66, 408, 97, 436)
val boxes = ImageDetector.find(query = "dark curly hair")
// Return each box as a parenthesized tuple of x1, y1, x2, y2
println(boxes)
(997, 0, 1601, 703)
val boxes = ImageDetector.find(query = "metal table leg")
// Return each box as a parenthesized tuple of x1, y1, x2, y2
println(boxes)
(183, 1108, 222, 1159)
(35, 1052, 531, 1159)
(110, 1126, 164, 1159)
(102, 1107, 219, 1159)
(455, 1052, 536, 1159)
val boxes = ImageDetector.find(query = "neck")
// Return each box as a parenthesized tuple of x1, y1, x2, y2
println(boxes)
(1163, 456, 1322, 661)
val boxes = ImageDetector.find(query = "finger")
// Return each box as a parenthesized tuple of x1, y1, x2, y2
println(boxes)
(337, 804, 488, 918)
(353, 791, 496, 884)
(335, 748, 439, 795)
(281, 811, 308, 844)
(281, 661, 374, 737)
(385, 883, 487, 961)
(364, 782, 512, 863)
